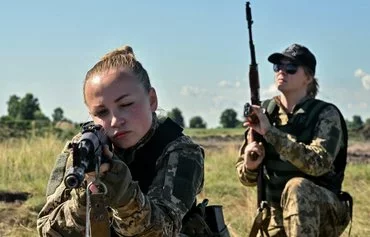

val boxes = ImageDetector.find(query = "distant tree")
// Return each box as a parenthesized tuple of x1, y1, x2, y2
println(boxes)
(167, 107, 185, 127)
(18, 93, 41, 120)
(0, 115, 13, 122)
(351, 115, 364, 130)
(220, 108, 240, 128)
(189, 116, 207, 128)
(361, 124, 370, 140)
(366, 118, 370, 126)
(33, 110, 50, 121)
(7, 95, 21, 119)
(52, 107, 64, 123)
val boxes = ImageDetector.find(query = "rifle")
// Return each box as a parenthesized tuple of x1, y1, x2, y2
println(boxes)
(64, 122, 111, 237)
(64, 122, 109, 189)
(243, 3, 270, 236)
(243, 1, 262, 161)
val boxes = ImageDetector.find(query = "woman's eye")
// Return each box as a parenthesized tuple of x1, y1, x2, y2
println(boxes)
(120, 102, 133, 108)
(95, 109, 108, 117)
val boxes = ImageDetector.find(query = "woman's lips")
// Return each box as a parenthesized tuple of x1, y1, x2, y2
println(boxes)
(113, 131, 130, 139)
(277, 77, 286, 83)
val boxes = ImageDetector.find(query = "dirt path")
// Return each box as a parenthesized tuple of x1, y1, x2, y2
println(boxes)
(347, 142, 370, 163)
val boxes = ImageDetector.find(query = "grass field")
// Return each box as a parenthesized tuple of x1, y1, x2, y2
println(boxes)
(0, 133, 369, 236)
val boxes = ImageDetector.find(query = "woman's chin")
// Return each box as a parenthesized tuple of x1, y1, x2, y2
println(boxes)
(113, 138, 137, 150)
(276, 85, 289, 93)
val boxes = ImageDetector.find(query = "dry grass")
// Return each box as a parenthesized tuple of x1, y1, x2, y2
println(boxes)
(199, 141, 370, 237)
(0, 137, 369, 236)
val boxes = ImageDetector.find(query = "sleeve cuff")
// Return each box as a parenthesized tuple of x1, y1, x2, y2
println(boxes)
(237, 161, 258, 185)
(116, 183, 145, 218)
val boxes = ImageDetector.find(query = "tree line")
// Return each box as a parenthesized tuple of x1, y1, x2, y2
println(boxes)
(1, 93, 370, 140)
(0, 93, 77, 140)
(167, 108, 242, 129)
(0, 93, 243, 130)
(167, 108, 370, 140)
(1, 93, 71, 124)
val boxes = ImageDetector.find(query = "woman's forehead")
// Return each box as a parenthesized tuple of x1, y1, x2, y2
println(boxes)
(100, 67, 134, 79)
(88, 69, 136, 86)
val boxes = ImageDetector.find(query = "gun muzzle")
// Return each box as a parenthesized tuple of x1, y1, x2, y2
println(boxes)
(64, 166, 85, 189)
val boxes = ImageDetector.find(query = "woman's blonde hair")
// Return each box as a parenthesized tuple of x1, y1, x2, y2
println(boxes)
(303, 66, 319, 98)
(83, 45, 151, 102)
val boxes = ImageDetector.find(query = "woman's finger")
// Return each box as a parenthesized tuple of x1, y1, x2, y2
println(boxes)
(100, 163, 110, 173)
(103, 145, 113, 159)
(251, 106, 265, 117)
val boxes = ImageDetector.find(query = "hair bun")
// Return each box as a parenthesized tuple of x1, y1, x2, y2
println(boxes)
(118, 45, 134, 56)
(101, 45, 135, 61)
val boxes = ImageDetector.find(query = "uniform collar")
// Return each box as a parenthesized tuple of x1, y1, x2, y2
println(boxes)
(273, 95, 313, 115)
(113, 113, 159, 164)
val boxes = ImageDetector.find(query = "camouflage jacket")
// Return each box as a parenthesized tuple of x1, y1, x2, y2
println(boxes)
(236, 96, 344, 186)
(37, 117, 204, 237)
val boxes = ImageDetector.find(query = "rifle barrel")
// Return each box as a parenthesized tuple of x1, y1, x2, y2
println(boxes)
(246, 2, 257, 66)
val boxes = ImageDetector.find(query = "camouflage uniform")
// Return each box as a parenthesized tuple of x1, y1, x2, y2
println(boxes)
(37, 116, 204, 237)
(236, 96, 350, 237)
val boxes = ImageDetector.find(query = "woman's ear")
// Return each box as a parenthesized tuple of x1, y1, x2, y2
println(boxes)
(308, 76, 314, 85)
(149, 87, 158, 112)
(303, 70, 313, 85)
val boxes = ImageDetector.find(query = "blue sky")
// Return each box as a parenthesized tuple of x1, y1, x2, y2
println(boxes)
(1, 0, 370, 128)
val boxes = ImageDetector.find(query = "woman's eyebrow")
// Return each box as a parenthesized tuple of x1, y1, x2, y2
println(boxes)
(114, 94, 129, 103)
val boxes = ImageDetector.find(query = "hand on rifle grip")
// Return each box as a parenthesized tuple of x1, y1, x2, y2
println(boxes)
(248, 133, 259, 161)
(245, 131, 265, 169)
(246, 113, 259, 125)
(244, 103, 260, 125)
(247, 130, 259, 161)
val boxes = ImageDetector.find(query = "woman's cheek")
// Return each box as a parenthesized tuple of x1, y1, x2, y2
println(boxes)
(92, 117, 110, 131)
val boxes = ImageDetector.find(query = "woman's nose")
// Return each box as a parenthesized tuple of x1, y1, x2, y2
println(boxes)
(111, 113, 125, 127)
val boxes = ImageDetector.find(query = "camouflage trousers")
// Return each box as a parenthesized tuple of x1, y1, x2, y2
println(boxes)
(261, 177, 350, 237)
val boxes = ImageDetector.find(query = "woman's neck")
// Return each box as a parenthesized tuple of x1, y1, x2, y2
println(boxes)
(280, 90, 307, 113)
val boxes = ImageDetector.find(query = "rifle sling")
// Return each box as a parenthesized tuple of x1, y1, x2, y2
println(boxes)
(249, 201, 271, 237)
(89, 193, 111, 237)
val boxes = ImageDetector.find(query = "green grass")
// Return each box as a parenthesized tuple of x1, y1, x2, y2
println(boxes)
(200, 142, 370, 237)
(0, 134, 369, 236)
(0, 135, 66, 237)
(184, 128, 245, 138)
(0, 135, 64, 195)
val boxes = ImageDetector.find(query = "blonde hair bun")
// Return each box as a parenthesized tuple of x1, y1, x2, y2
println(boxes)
(101, 45, 135, 61)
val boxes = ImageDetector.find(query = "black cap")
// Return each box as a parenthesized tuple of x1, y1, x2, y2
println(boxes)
(268, 44, 317, 75)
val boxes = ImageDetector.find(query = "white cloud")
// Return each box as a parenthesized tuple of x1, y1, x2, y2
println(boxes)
(359, 102, 368, 108)
(347, 102, 368, 109)
(180, 86, 208, 97)
(354, 69, 366, 78)
(261, 83, 279, 98)
(218, 80, 242, 88)
(218, 80, 232, 88)
(212, 96, 228, 108)
(362, 75, 370, 90)
(211, 96, 242, 110)
(354, 68, 370, 90)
